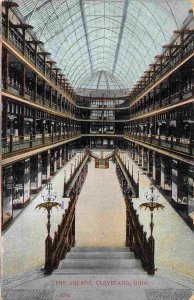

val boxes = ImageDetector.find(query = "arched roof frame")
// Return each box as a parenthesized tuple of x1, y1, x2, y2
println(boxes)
(68, 49, 143, 87)
(16, 0, 191, 91)
(67, 46, 144, 83)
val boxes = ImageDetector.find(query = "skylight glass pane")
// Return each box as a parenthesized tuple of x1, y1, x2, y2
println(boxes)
(16, 0, 191, 95)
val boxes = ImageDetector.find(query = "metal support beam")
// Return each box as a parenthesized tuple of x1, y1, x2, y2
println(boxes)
(112, 0, 129, 73)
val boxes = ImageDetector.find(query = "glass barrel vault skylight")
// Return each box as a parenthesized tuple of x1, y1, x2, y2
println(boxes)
(16, 0, 191, 95)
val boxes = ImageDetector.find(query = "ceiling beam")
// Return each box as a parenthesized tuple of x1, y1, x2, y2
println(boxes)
(112, 0, 129, 74)
(79, 0, 94, 73)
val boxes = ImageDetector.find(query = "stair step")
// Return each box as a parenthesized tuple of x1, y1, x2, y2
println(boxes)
(67, 251, 134, 259)
(53, 267, 143, 275)
(57, 258, 141, 270)
(71, 247, 129, 252)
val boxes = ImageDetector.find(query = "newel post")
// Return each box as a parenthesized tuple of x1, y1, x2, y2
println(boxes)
(45, 234, 53, 274)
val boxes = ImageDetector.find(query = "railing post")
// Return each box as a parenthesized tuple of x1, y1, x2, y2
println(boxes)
(30, 133, 33, 148)
(125, 200, 130, 247)
(71, 213, 76, 247)
(190, 138, 193, 156)
(45, 235, 53, 274)
(147, 236, 155, 275)
(9, 135, 13, 153)
(170, 135, 173, 150)
(147, 212, 155, 275)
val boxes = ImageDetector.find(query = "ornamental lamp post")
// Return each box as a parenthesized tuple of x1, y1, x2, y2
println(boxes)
(139, 186, 164, 275)
(36, 180, 61, 274)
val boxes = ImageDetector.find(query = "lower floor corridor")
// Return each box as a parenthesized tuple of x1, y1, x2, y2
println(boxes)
(75, 152, 125, 248)
(2, 149, 194, 300)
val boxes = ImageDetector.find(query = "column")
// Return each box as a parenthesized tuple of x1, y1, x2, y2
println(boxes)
(51, 151, 57, 175)
(57, 148, 62, 169)
(30, 155, 42, 193)
(63, 145, 67, 164)
(137, 146, 141, 165)
(34, 73, 37, 101)
(37, 154, 43, 190)
(42, 150, 51, 183)
(61, 147, 65, 166)
(131, 145, 135, 160)
(53, 151, 57, 174)
(23, 158, 31, 206)
(50, 87, 53, 108)
(160, 158, 165, 190)
(21, 64, 26, 97)
(134, 146, 138, 162)
(65, 144, 69, 162)
(188, 166, 194, 216)
(47, 151, 51, 180)
(2, 166, 13, 228)
(172, 160, 178, 202)
(152, 151, 156, 181)
(141, 148, 147, 170)
(4, 48, 9, 90)
(147, 150, 150, 175)
(12, 159, 31, 210)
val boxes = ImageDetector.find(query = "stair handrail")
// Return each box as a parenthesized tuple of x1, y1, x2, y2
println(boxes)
(44, 152, 89, 274)
(125, 196, 154, 275)
(63, 151, 89, 197)
(115, 151, 139, 198)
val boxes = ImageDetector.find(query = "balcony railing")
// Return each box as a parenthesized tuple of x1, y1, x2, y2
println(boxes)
(7, 81, 21, 96)
(130, 87, 193, 119)
(2, 132, 81, 155)
(24, 89, 35, 101)
(3, 25, 74, 106)
(135, 35, 194, 100)
(124, 133, 193, 156)
(3, 77, 76, 117)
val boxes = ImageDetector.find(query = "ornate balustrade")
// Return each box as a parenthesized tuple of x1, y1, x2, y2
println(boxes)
(135, 35, 194, 100)
(2, 132, 81, 156)
(44, 152, 89, 273)
(125, 196, 154, 275)
(63, 150, 89, 197)
(115, 150, 139, 198)
(125, 134, 193, 156)
(3, 77, 76, 118)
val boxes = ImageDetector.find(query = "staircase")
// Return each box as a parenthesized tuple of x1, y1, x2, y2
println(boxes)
(53, 247, 143, 275)
(3, 248, 193, 300)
